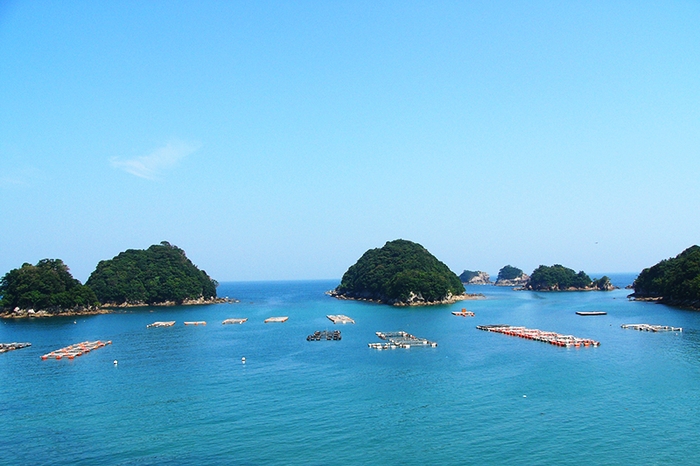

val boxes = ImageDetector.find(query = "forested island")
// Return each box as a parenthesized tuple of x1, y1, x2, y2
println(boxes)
(1, 242, 227, 318)
(330, 239, 476, 306)
(525, 264, 613, 291)
(494, 265, 529, 287)
(459, 270, 491, 284)
(631, 245, 700, 309)
(87, 242, 221, 306)
(0, 259, 101, 317)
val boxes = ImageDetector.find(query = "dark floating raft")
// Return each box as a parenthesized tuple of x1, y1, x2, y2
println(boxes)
(307, 330, 342, 341)
(576, 311, 607, 316)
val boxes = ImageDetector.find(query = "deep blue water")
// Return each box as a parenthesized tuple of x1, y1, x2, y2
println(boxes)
(2, 274, 700, 465)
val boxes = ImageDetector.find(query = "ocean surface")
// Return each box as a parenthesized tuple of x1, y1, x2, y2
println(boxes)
(2, 273, 700, 465)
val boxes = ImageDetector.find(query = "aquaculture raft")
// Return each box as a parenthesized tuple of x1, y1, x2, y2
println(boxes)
(264, 316, 288, 323)
(576, 311, 607, 316)
(369, 331, 437, 349)
(327, 314, 355, 324)
(0, 342, 31, 353)
(147, 321, 175, 328)
(452, 308, 475, 317)
(307, 330, 342, 341)
(222, 318, 247, 325)
(476, 325, 600, 348)
(41, 340, 112, 360)
(184, 321, 206, 326)
(621, 324, 682, 332)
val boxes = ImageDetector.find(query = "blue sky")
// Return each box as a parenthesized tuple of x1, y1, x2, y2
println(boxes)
(1, 1, 698, 282)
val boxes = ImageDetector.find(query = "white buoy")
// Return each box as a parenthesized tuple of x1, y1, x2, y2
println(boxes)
(523, 395, 527, 398)
(241, 357, 246, 364)
(113, 360, 118, 366)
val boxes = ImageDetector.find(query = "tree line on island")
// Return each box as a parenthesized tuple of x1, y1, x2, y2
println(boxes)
(3, 239, 700, 315)
(0, 242, 219, 317)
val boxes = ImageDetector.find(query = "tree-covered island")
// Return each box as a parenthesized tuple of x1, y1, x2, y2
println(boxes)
(86, 241, 224, 306)
(0, 259, 101, 318)
(494, 265, 529, 287)
(329, 239, 480, 306)
(631, 245, 700, 309)
(459, 270, 491, 284)
(525, 264, 614, 291)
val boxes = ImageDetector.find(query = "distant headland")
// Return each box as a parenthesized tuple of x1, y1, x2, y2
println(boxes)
(630, 245, 700, 309)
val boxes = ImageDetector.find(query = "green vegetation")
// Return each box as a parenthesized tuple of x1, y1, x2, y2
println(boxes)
(497, 265, 523, 281)
(528, 264, 610, 291)
(633, 245, 700, 306)
(335, 239, 465, 304)
(459, 270, 480, 282)
(86, 242, 218, 305)
(0, 259, 99, 313)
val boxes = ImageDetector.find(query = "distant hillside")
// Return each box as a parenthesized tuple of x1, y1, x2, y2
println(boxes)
(332, 239, 467, 306)
(632, 245, 700, 308)
(86, 241, 218, 305)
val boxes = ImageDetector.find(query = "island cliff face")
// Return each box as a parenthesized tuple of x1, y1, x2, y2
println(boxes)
(459, 270, 492, 285)
(631, 245, 700, 309)
(331, 239, 474, 306)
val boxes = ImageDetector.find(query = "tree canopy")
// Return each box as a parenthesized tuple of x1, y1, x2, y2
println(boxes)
(335, 239, 465, 304)
(459, 270, 480, 282)
(0, 259, 99, 312)
(633, 245, 700, 305)
(497, 265, 523, 281)
(528, 264, 599, 291)
(86, 241, 218, 305)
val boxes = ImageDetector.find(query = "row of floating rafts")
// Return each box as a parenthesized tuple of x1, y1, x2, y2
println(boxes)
(307, 330, 342, 341)
(0, 342, 31, 353)
(621, 323, 682, 332)
(41, 340, 112, 360)
(476, 325, 600, 348)
(452, 308, 475, 317)
(369, 331, 438, 349)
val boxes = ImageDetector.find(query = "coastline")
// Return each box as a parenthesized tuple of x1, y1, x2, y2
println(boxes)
(1, 297, 239, 319)
(327, 290, 485, 306)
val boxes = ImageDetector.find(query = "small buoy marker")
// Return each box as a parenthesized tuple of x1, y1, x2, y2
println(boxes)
(113, 360, 118, 366)
(523, 395, 527, 398)
(241, 357, 246, 364)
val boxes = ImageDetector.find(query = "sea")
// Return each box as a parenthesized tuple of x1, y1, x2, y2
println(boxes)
(2, 273, 700, 465)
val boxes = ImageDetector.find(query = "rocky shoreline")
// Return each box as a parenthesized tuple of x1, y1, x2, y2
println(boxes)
(1, 297, 239, 319)
(327, 290, 485, 306)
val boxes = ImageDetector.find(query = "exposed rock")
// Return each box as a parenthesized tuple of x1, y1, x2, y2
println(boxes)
(461, 271, 492, 285)
(495, 273, 530, 287)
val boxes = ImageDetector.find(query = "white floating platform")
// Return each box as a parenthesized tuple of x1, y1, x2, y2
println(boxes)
(621, 323, 682, 332)
(184, 321, 207, 326)
(147, 321, 175, 328)
(264, 316, 289, 323)
(222, 318, 248, 325)
(327, 314, 355, 324)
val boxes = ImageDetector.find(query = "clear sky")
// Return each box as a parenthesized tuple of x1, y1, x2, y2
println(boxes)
(1, 1, 698, 282)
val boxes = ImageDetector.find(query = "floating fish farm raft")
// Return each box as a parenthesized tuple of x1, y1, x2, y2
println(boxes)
(184, 321, 206, 326)
(576, 311, 607, 316)
(265, 316, 288, 323)
(327, 314, 355, 324)
(0, 342, 31, 353)
(307, 330, 342, 341)
(452, 309, 475, 317)
(621, 323, 682, 332)
(147, 321, 175, 328)
(369, 331, 437, 349)
(222, 318, 247, 325)
(41, 340, 112, 360)
(476, 325, 600, 348)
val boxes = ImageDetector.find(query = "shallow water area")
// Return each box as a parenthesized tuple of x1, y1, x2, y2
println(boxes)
(1, 275, 699, 465)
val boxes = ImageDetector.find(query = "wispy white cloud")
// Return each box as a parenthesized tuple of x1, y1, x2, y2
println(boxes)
(111, 141, 200, 180)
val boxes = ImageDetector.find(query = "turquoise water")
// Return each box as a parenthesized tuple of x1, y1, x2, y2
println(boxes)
(2, 274, 700, 465)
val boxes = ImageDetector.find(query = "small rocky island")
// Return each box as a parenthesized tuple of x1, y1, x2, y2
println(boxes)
(330, 239, 480, 306)
(524, 264, 614, 291)
(494, 265, 530, 287)
(631, 245, 700, 309)
(459, 270, 492, 285)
